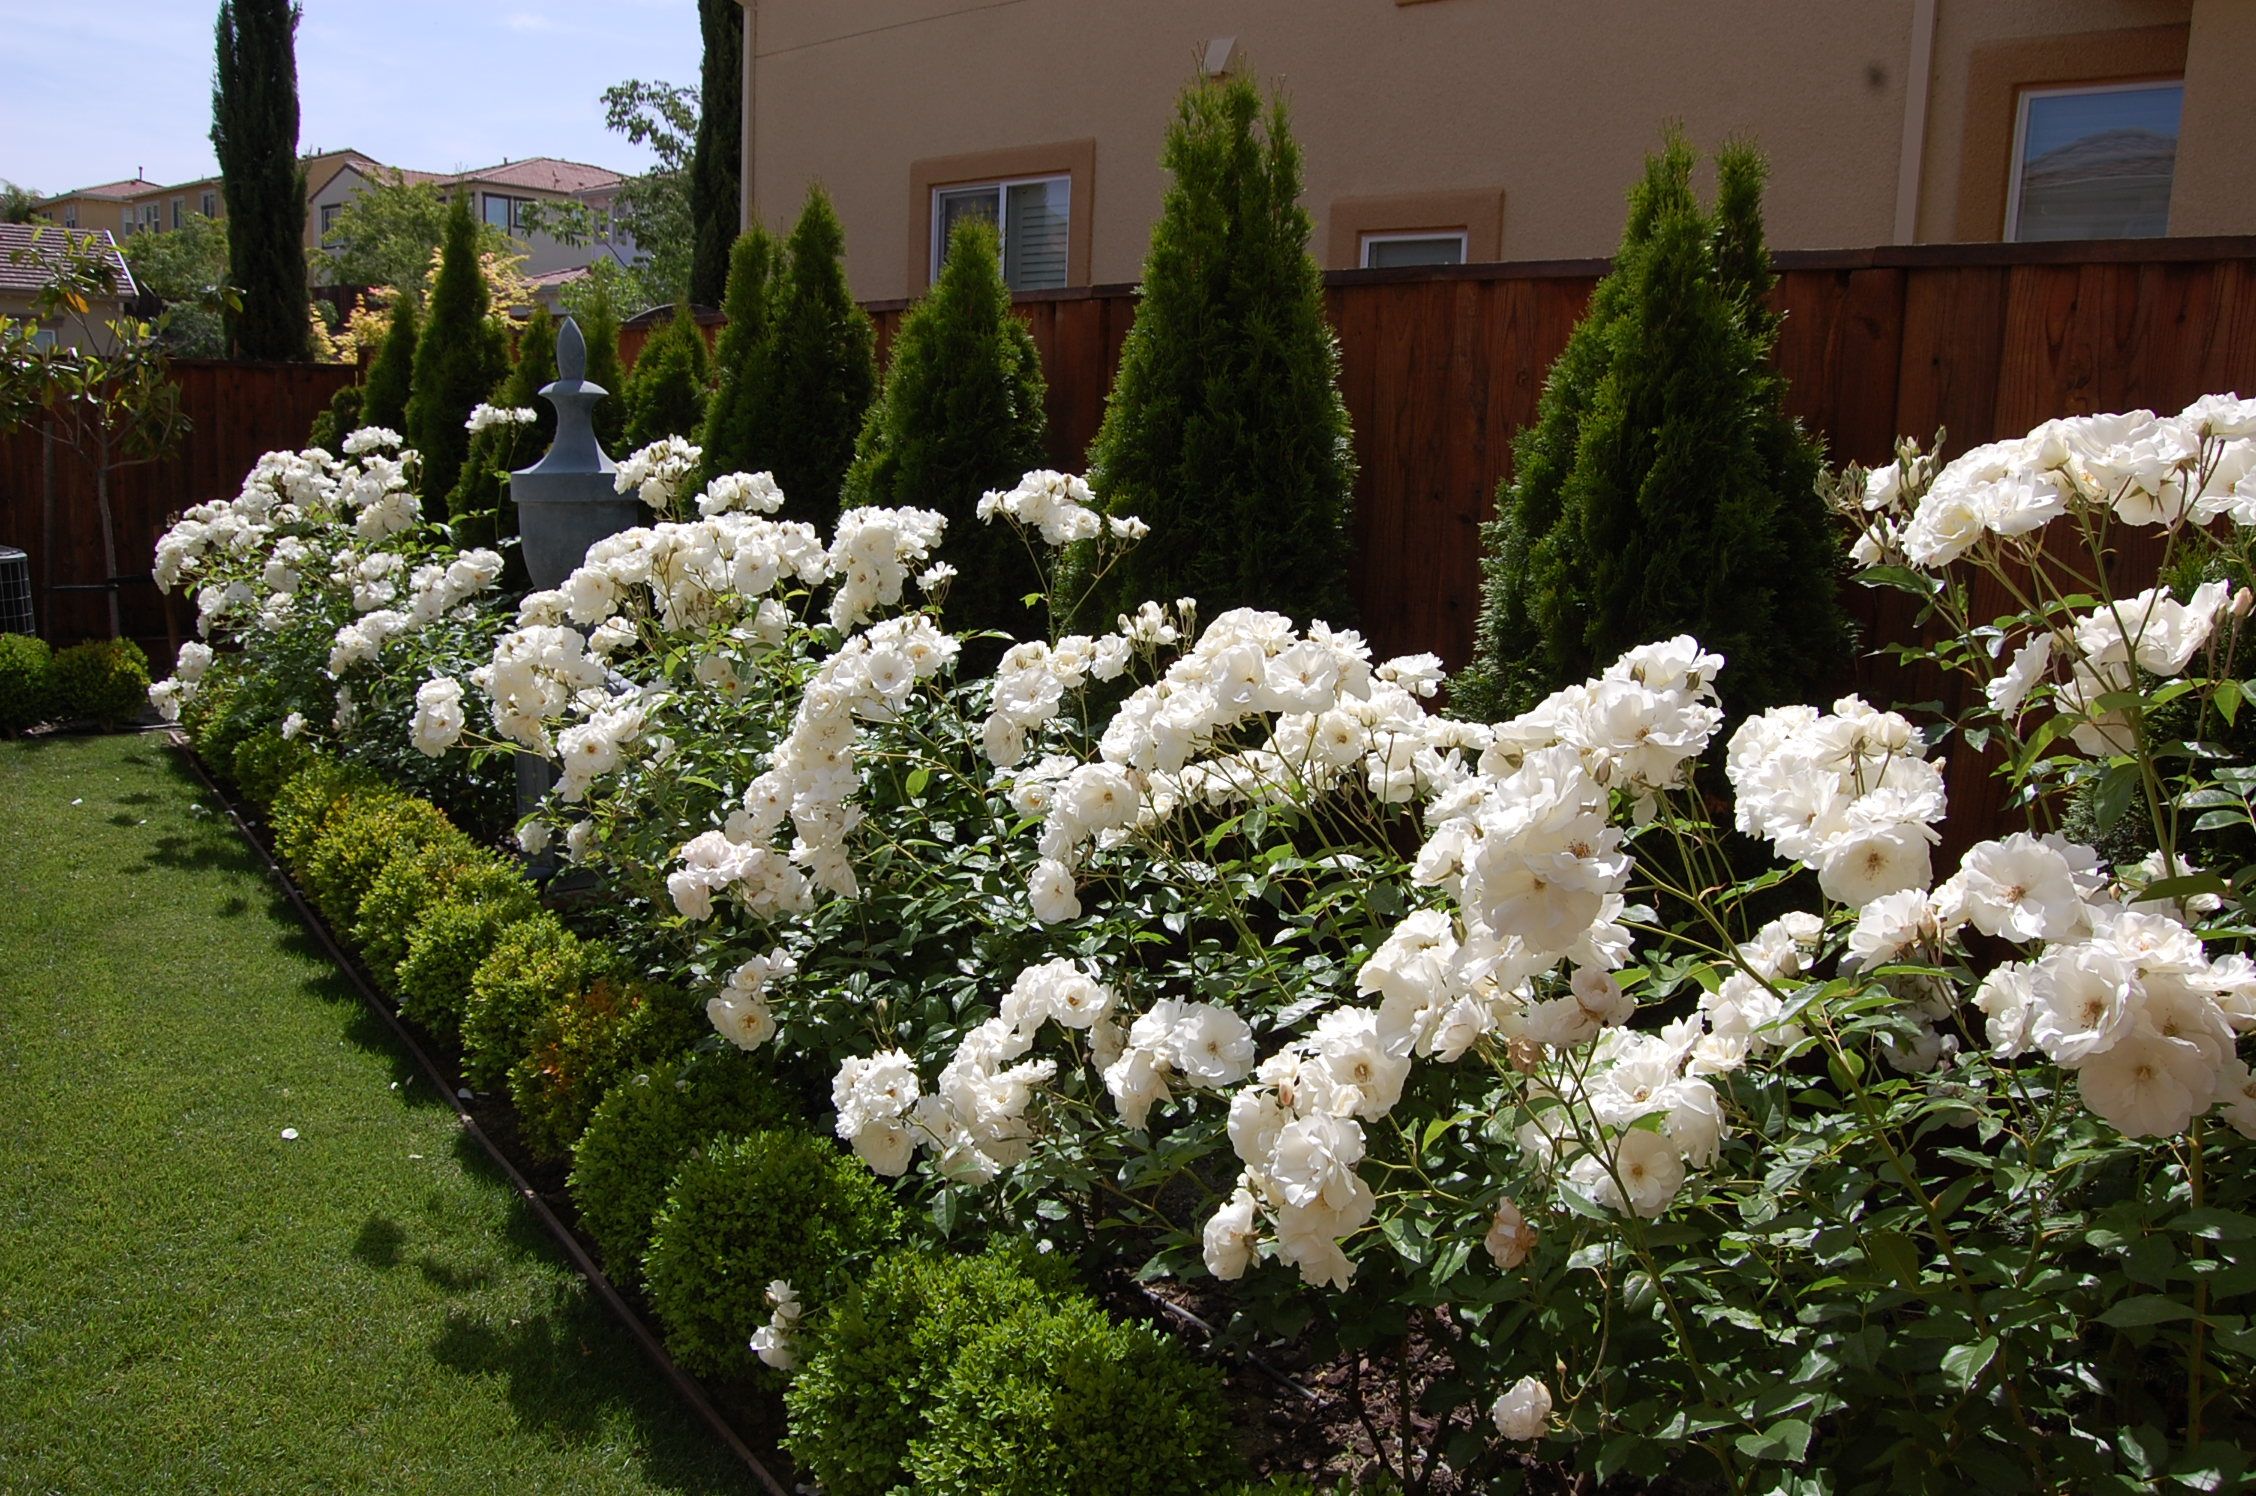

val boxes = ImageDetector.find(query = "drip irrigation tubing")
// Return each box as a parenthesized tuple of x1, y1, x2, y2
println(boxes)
(167, 732, 789, 1496)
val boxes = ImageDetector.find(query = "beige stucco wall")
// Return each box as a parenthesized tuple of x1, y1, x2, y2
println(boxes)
(740, 0, 2238, 303)
(2170, 0, 2256, 237)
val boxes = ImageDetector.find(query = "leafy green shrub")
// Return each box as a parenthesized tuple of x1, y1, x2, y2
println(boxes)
(0, 633, 55, 735)
(642, 1128, 902, 1378)
(743, 188, 876, 526)
(693, 224, 778, 490)
(506, 975, 704, 1161)
(306, 381, 362, 451)
(228, 725, 315, 808)
(51, 638, 151, 728)
(564, 266, 628, 454)
(841, 216, 1047, 637)
(359, 292, 417, 433)
(269, 754, 383, 871)
(904, 1296, 1237, 1496)
(349, 835, 494, 989)
(1082, 69, 1354, 629)
(569, 1049, 797, 1283)
(448, 304, 559, 546)
(179, 653, 245, 760)
(300, 791, 457, 931)
(622, 303, 710, 451)
(460, 912, 596, 1090)
(405, 193, 508, 502)
(393, 872, 542, 1045)
(784, 1243, 1076, 1496)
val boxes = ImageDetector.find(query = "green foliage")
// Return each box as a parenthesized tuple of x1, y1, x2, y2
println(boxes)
(227, 725, 314, 808)
(461, 912, 597, 1091)
(527, 82, 697, 315)
(299, 790, 456, 930)
(642, 1128, 902, 1378)
(393, 871, 542, 1045)
(120, 212, 231, 358)
(359, 293, 417, 433)
(561, 263, 630, 453)
(211, 0, 310, 360)
(1458, 135, 1849, 719)
(743, 188, 877, 526)
(305, 381, 361, 452)
(447, 305, 560, 544)
(314, 169, 508, 297)
(0, 633, 55, 734)
(569, 1049, 797, 1283)
(903, 1296, 1238, 1496)
(692, 225, 777, 487)
(348, 834, 491, 989)
(506, 974, 704, 1162)
(268, 755, 382, 871)
(689, 0, 742, 308)
(842, 217, 1047, 636)
(783, 1243, 1077, 1496)
(50, 638, 149, 728)
(405, 194, 508, 501)
(622, 304, 710, 450)
(1081, 70, 1355, 629)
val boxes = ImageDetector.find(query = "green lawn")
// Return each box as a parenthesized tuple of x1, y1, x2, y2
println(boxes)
(0, 733, 750, 1495)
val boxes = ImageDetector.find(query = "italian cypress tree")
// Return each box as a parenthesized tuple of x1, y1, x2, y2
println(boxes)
(842, 217, 1047, 638)
(694, 224, 779, 487)
(1455, 135, 1848, 721)
(689, 0, 744, 307)
(404, 193, 507, 502)
(448, 305, 560, 538)
(1079, 71, 1354, 629)
(359, 293, 418, 432)
(622, 303, 711, 451)
(743, 187, 877, 528)
(211, 0, 311, 360)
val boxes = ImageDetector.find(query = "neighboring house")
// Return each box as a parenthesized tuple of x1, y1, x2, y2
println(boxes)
(0, 223, 137, 352)
(729, 0, 2256, 301)
(35, 178, 166, 240)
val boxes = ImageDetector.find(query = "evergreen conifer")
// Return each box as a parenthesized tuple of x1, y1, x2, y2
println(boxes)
(448, 306, 560, 541)
(622, 303, 711, 452)
(1079, 71, 1354, 629)
(569, 271, 629, 454)
(744, 188, 876, 527)
(842, 218, 1047, 638)
(694, 225, 779, 486)
(1455, 135, 1848, 721)
(689, 0, 744, 307)
(359, 293, 417, 432)
(404, 194, 507, 502)
(211, 0, 311, 360)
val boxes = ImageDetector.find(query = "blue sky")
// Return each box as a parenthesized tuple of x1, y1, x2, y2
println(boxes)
(3, 1, 707, 195)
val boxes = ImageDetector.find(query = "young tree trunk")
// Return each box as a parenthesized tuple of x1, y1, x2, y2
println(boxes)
(38, 413, 55, 637)
(95, 438, 121, 640)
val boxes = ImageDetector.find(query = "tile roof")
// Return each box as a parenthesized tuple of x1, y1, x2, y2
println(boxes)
(0, 224, 136, 299)
(445, 157, 623, 195)
(48, 177, 164, 203)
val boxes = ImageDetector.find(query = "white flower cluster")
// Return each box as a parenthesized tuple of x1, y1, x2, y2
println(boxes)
(561, 513, 828, 637)
(1525, 1021, 1725, 1219)
(748, 1279, 802, 1372)
(1728, 696, 1945, 906)
(707, 949, 794, 1052)
(975, 469, 1147, 547)
(410, 676, 466, 757)
(697, 470, 786, 518)
(554, 691, 662, 803)
(1102, 996, 1255, 1131)
(464, 403, 538, 435)
(824, 506, 949, 631)
(614, 436, 702, 514)
(477, 622, 609, 751)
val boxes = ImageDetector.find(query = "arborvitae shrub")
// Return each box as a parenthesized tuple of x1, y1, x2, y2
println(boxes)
(573, 276, 629, 455)
(0, 634, 55, 734)
(1081, 70, 1354, 629)
(50, 638, 151, 728)
(694, 225, 778, 490)
(1456, 136, 1849, 720)
(394, 874, 542, 1045)
(349, 835, 493, 989)
(842, 217, 1047, 637)
(300, 791, 456, 930)
(642, 1128, 902, 1378)
(569, 1050, 796, 1283)
(307, 382, 361, 451)
(904, 1296, 1238, 1496)
(689, 0, 743, 307)
(622, 304, 710, 452)
(228, 725, 314, 808)
(505, 976, 705, 1162)
(783, 1244, 1077, 1496)
(360, 294, 418, 433)
(269, 755, 383, 871)
(745, 188, 877, 527)
(405, 194, 508, 502)
(461, 913, 597, 1091)
(448, 305, 560, 543)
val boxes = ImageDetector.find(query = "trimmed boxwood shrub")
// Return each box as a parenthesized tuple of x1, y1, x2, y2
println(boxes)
(904, 1296, 1238, 1496)
(784, 1243, 1076, 1496)
(270, 756, 384, 872)
(570, 1050, 799, 1285)
(228, 725, 315, 809)
(393, 874, 542, 1045)
(460, 912, 598, 1091)
(51, 638, 151, 727)
(505, 975, 705, 1162)
(300, 791, 457, 930)
(349, 835, 495, 990)
(642, 1128, 902, 1378)
(0, 633, 55, 735)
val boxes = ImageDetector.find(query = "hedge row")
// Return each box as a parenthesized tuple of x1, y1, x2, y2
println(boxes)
(0, 635, 151, 734)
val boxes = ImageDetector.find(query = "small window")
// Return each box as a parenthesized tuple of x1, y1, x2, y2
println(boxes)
(1359, 230, 1468, 269)
(320, 202, 343, 237)
(201, 191, 216, 217)
(171, 198, 183, 229)
(482, 193, 530, 236)
(932, 174, 1070, 291)
(2007, 81, 2183, 242)
(62, 206, 77, 228)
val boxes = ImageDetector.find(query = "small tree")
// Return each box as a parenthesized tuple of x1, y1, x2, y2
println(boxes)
(448, 305, 560, 541)
(359, 291, 418, 432)
(842, 218, 1047, 637)
(120, 213, 232, 358)
(316, 168, 510, 296)
(622, 302, 711, 451)
(1456, 135, 1849, 720)
(562, 261, 630, 452)
(744, 187, 876, 528)
(1079, 70, 1354, 629)
(404, 194, 507, 501)
(689, 0, 743, 307)
(211, 0, 311, 361)
(693, 224, 778, 486)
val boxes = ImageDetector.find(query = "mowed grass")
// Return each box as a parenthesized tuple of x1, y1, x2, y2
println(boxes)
(0, 733, 749, 1495)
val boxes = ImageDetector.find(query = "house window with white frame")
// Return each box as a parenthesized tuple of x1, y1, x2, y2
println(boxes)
(2007, 80, 2183, 242)
(932, 175, 1070, 291)
(320, 203, 343, 238)
(482, 193, 530, 237)
(171, 198, 184, 230)
(1359, 230, 1468, 269)
(200, 191, 216, 218)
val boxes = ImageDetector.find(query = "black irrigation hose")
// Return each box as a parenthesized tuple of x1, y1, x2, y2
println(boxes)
(167, 733, 789, 1496)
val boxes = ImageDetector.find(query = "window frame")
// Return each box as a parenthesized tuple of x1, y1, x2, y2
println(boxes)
(929, 173, 1072, 291)
(200, 191, 216, 218)
(319, 202, 344, 238)
(2003, 77, 2184, 243)
(1357, 229, 1470, 269)
(481, 192, 531, 237)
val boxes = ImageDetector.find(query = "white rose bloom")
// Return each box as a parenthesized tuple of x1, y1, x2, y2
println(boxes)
(1202, 1184, 1262, 1280)
(1168, 1002, 1257, 1087)
(1984, 634, 2052, 719)
(2078, 1031, 2217, 1138)
(1935, 833, 2089, 943)
(410, 676, 467, 758)
(1028, 858, 1081, 923)
(2030, 945, 2142, 1065)
(1268, 1113, 1367, 1213)
(1569, 1127, 1685, 1219)
(1490, 1377, 1553, 1441)
(1972, 961, 2039, 1058)
(707, 993, 777, 1052)
(1484, 1197, 1538, 1270)
(280, 711, 307, 741)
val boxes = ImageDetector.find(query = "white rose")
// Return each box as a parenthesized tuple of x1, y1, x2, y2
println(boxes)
(1490, 1377, 1553, 1441)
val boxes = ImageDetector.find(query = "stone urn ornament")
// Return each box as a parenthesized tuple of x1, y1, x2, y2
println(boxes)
(511, 314, 640, 591)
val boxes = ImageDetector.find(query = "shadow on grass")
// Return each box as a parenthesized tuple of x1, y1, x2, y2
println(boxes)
(352, 1216, 405, 1269)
